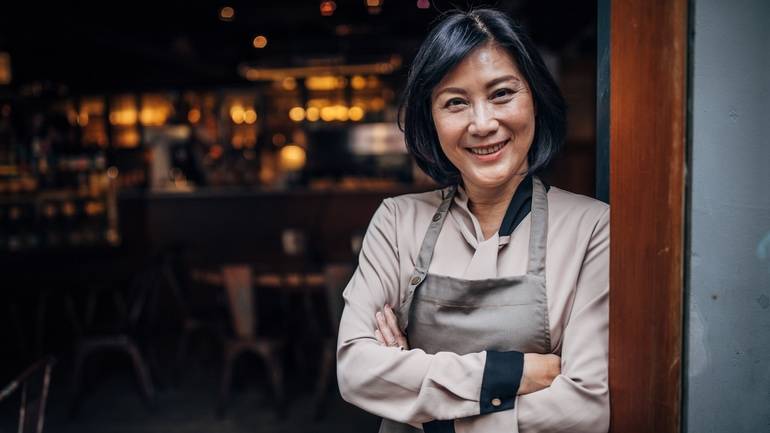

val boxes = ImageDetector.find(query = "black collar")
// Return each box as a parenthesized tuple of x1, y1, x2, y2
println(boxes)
(498, 175, 549, 236)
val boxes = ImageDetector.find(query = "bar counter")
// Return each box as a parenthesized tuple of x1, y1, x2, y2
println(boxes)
(2, 184, 425, 281)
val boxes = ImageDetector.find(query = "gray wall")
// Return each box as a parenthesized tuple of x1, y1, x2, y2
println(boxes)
(686, 0, 770, 431)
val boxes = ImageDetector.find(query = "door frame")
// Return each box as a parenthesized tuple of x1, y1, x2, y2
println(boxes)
(601, 0, 688, 432)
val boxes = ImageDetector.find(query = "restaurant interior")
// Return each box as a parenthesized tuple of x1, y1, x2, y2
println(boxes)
(0, 1, 597, 431)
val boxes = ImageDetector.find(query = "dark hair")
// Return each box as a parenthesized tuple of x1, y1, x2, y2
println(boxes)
(399, 8, 566, 185)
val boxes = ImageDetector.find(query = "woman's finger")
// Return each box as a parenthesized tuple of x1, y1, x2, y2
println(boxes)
(374, 329, 386, 345)
(376, 311, 397, 346)
(384, 305, 409, 349)
(383, 305, 400, 332)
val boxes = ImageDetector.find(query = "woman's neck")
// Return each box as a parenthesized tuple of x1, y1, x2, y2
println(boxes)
(464, 175, 527, 240)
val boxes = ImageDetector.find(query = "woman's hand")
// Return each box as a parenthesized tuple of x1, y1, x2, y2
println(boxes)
(373, 304, 410, 350)
(518, 353, 561, 395)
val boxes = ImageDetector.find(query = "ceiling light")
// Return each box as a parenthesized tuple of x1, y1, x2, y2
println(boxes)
(219, 6, 235, 21)
(320, 1, 336, 17)
(252, 35, 268, 49)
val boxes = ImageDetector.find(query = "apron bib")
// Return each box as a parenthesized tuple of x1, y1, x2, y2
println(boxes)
(380, 177, 551, 433)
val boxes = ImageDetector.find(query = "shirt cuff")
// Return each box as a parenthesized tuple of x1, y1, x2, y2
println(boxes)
(479, 350, 523, 414)
(423, 419, 455, 433)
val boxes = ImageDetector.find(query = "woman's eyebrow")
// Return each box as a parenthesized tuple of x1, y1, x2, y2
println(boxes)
(434, 75, 522, 99)
(433, 87, 467, 98)
(485, 75, 521, 88)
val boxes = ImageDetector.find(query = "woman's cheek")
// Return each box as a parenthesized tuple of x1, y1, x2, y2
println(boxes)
(499, 103, 528, 120)
(435, 117, 465, 143)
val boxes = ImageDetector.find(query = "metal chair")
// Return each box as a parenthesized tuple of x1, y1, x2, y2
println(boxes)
(67, 266, 160, 415)
(160, 250, 227, 385)
(0, 356, 55, 433)
(217, 264, 286, 418)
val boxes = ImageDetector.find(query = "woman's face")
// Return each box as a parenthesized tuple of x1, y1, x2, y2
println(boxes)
(431, 43, 535, 191)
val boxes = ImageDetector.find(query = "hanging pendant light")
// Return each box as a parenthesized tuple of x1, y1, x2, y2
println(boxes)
(320, 1, 336, 16)
(367, 0, 383, 15)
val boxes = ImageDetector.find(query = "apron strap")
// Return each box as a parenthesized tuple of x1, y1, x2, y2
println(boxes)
(526, 177, 549, 277)
(396, 185, 456, 332)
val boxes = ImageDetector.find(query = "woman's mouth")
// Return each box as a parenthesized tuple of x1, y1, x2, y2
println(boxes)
(467, 140, 508, 156)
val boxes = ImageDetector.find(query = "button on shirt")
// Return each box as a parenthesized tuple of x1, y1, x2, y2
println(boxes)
(336, 179, 610, 433)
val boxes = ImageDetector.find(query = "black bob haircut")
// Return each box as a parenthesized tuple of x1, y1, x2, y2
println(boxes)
(399, 9, 566, 186)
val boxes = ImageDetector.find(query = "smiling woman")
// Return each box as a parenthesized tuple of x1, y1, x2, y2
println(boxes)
(337, 8, 609, 433)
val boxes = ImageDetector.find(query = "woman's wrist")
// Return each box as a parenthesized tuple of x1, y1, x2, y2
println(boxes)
(519, 353, 561, 395)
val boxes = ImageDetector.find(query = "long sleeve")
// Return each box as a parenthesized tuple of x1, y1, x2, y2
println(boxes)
(514, 207, 610, 432)
(337, 199, 520, 425)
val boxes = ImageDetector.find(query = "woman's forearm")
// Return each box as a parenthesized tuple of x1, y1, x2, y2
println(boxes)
(337, 333, 489, 424)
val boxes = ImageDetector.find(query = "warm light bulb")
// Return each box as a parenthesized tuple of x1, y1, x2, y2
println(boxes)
(188, 109, 201, 124)
(305, 107, 320, 122)
(334, 105, 349, 121)
(320, 1, 336, 16)
(230, 106, 245, 124)
(252, 35, 268, 48)
(320, 106, 336, 122)
(279, 145, 307, 171)
(243, 109, 258, 124)
(351, 75, 366, 90)
(417, 0, 430, 9)
(348, 106, 365, 121)
(289, 107, 306, 122)
(219, 6, 235, 21)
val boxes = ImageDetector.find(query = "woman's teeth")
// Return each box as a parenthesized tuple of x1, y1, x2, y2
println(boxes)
(468, 140, 507, 155)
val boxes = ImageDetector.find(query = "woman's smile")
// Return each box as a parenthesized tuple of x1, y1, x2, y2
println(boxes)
(466, 138, 509, 159)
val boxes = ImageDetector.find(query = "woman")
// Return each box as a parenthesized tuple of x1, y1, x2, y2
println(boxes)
(337, 9, 609, 433)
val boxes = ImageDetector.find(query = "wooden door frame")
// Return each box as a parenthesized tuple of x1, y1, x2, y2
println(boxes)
(605, 0, 688, 432)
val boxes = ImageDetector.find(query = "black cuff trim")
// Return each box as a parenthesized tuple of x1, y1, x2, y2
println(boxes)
(479, 350, 523, 414)
(423, 419, 455, 433)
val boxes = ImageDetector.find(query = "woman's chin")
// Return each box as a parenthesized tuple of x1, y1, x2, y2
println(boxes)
(463, 172, 520, 191)
(459, 153, 528, 190)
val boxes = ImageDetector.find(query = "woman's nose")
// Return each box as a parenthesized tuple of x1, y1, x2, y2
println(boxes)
(467, 104, 499, 136)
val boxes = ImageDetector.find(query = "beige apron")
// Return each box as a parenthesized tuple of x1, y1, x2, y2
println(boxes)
(380, 177, 552, 433)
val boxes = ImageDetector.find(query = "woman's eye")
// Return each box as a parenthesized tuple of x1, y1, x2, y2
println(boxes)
(492, 88, 514, 100)
(445, 98, 466, 108)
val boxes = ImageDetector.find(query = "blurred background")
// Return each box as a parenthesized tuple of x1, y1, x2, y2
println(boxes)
(0, 1, 598, 432)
